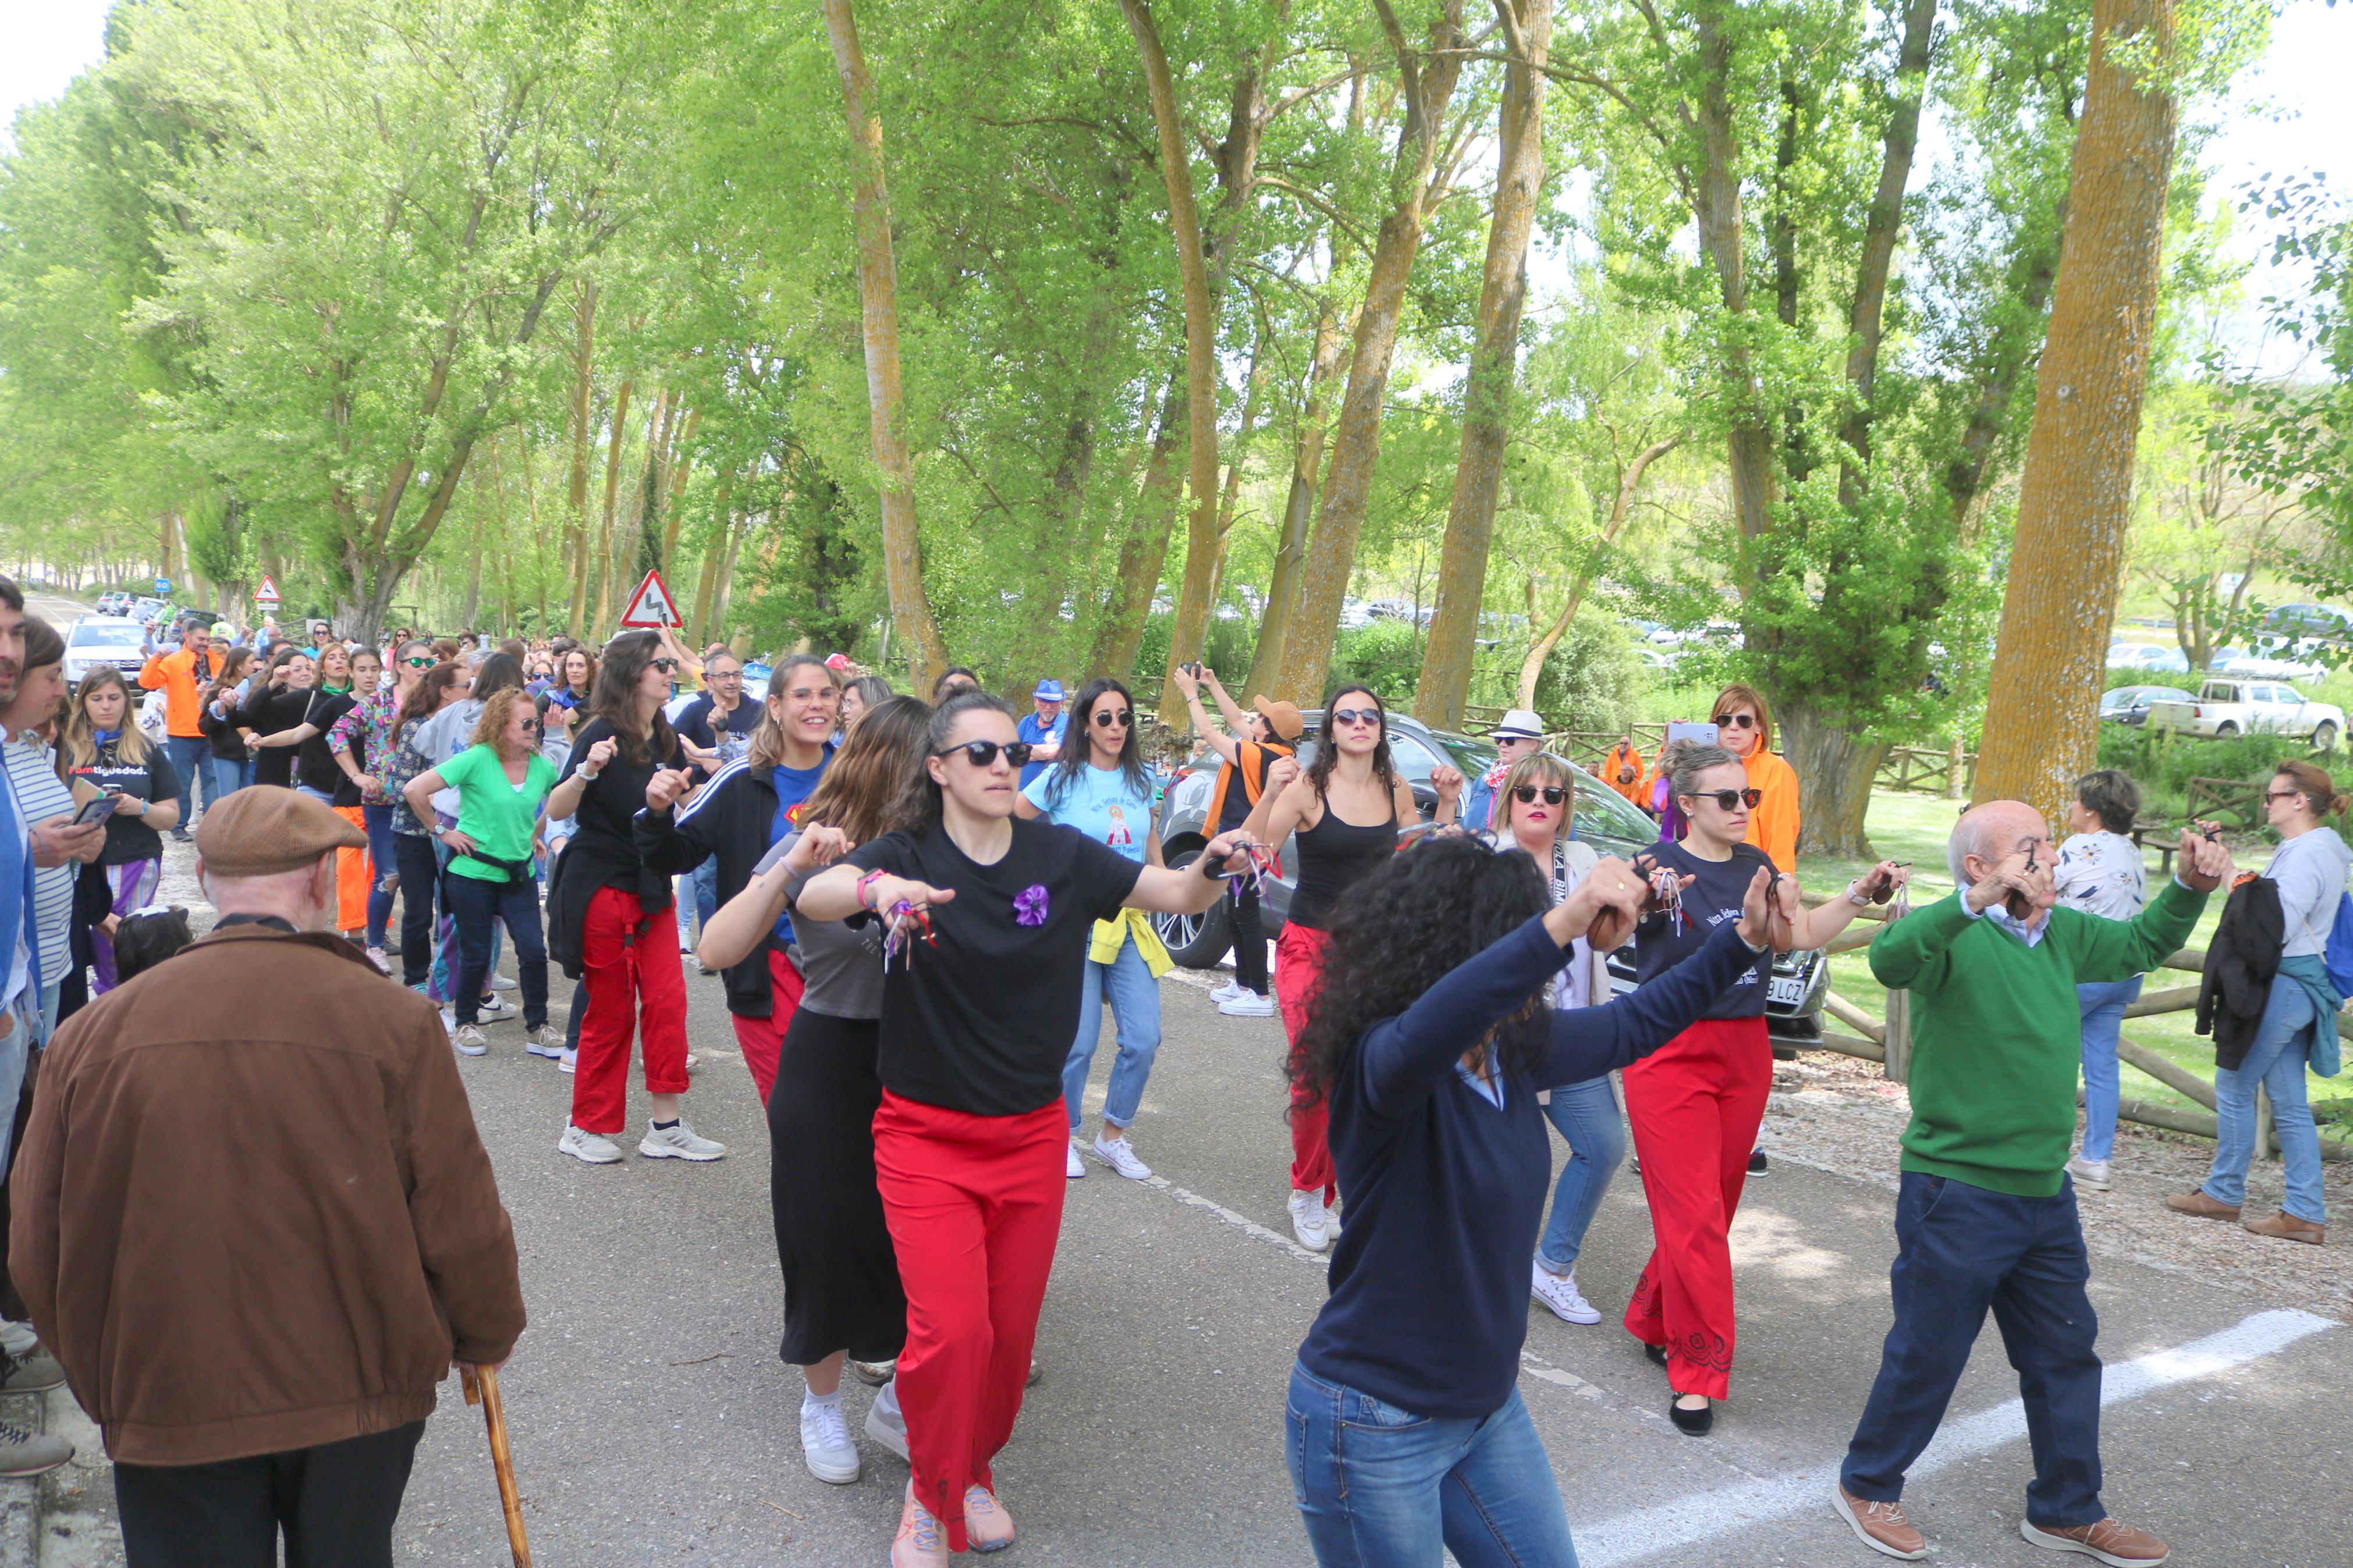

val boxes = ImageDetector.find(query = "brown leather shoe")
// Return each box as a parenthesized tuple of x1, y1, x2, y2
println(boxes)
(2163, 1189, 2240, 1222)
(1834, 1485, 1927, 1560)
(2022, 1515, 2170, 1563)
(2243, 1207, 2326, 1245)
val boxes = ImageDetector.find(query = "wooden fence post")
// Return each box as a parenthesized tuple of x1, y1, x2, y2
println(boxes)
(1883, 988, 1912, 1084)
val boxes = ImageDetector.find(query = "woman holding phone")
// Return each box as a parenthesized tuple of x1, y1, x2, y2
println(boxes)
(59, 668, 180, 995)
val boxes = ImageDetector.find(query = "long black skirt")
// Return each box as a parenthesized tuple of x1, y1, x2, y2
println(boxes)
(769, 1007, 908, 1367)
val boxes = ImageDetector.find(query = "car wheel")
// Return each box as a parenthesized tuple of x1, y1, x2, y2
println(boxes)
(2314, 721, 2339, 752)
(1151, 849, 1236, 969)
(2216, 722, 2240, 737)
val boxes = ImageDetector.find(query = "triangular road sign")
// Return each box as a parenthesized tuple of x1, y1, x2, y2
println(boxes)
(253, 575, 281, 603)
(619, 567, 683, 628)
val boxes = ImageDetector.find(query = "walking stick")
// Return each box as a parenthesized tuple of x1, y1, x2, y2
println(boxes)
(460, 1363, 532, 1567)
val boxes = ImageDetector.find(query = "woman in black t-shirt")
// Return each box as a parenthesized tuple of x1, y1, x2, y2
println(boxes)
(59, 667, 180, 994)
(796, 692, 1250, 1563)
(1620, 744, 1903, 1435)
(232, 648, 317, 790)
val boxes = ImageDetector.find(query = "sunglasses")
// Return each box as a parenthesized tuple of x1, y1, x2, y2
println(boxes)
(1711, 712, 1758, 730)
(1513, 785, 1568, 805)
(936, 740, 1034, 768)
(652, 657, 679, 673)
(1685, 787, 1763, 810)
(2264, 788, 2305, 803)
(402, 656, 435, 669)
(1092, 709, 1133, 728)
(1329, 707, 1382, 728)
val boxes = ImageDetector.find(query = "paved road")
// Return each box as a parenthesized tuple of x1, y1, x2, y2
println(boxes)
(28, 888, 2353, 1566)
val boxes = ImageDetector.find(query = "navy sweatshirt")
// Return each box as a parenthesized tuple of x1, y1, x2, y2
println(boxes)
(1297, 915, 1762, 1420)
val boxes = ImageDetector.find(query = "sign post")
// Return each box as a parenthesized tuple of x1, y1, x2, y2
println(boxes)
(619, 568, 683, 629)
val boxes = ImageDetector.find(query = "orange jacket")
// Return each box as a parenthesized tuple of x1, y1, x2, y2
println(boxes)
(1600, 744, 1649, 807)
(136, 646, 211, 739)
(1742, 748, 1801, 871)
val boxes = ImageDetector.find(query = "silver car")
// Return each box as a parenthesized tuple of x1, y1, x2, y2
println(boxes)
(62, 617, 151, 686)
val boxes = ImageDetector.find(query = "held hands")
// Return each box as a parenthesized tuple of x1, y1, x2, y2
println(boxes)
(1199, 829, 1255, 878)
(1850, 860, 1910, 905)
(644, 766, 694, 813)
(863, 873, 956, 916)
(2177, 828, 2235, 893)
(1963, 848, 2056, 918)
(1265, 756, 1301, 794)
(678, 737, 719, 771)
(1549, 855, 1648, 951)
(1173, 664, 1201, 701)
(1736, 866, 1776, 949)
(786, 823, 853, 875)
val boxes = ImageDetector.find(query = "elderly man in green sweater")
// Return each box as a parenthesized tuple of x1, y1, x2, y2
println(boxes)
(1832, 799, 2233, 1565)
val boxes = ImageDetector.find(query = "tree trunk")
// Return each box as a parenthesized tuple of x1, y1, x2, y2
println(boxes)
(1781, 700, 1890, 858)
(1975, 0, 2177, 824)
(1088, 369, 1187, 681)
(1247, 298, 1348, 697)
(659, 408, 700, 567)
(709, 514, 746, 646)
(689, 507, 726, 653)
(822, 0, 951, 691)
(1693, 12, 1775, 541)
(591, 377, 633, 634)
(566, 282, 597, 635)
(1417, 0, 1550, 730)
(1513, 434, 1679, 706)
(633, 389, 675, 581)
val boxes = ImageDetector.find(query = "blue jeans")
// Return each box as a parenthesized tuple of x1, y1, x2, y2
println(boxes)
(164, 735, 209, 825)
(1536, 1076, 1625, 1275)
(1063, 933, 1161, 1132)
(0, 1002, 29, 1175)
(392, 832, 440, 989)
(208, 754, 254, 803)
(691, 858, 719, 937)
(361, 803, 399, 948)
(1285, 1363, 1578, 1567)
(2074, 976, 2141, 1164)
(2202, 973, 2327, 1224)
(1842, 1172, 2104, 1528)
(443, 871, 547, 1030)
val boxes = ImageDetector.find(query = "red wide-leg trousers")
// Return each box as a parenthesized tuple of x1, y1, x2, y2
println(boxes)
(1275, 922, 1336, 1202)
(726, 947, 806, 1104)
(571, 887, 690, 1135)
(872, 1091, 1067, 1554)
(1620, 1014, 1771, 1402)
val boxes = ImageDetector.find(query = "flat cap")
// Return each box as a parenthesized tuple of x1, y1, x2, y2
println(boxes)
(195, 786, 365, 877)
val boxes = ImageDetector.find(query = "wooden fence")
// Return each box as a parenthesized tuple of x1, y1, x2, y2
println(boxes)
(1807, 902, 2350, 1163)
(2187, 776, 2267, 830)
(1875, 744, 1974, 797)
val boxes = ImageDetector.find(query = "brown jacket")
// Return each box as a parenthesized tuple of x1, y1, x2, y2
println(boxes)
(9, 924, 525, 1464)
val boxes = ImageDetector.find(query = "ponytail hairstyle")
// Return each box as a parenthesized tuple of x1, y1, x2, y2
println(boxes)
(398, 661, 464, 733)
(1041, 677, 1147, 810)
(893, 690, 1012, 834)
(1303, 684, 1397, 806)
(2272, 758, 2348, 820)
(748, 653, 838, 772)
(1668, 742, 1742, 799)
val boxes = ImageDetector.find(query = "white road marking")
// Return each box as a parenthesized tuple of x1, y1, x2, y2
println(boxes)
(1139, 1173, 1331, 1267)
(1571, 1307, 2338, 1568)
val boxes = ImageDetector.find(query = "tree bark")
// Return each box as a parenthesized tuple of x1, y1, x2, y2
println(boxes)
(566, 281, 596, 635)
(1975, 0, 2177, 825)
(1781, 701, 1890, 857)
(822, 0, 951, 690)
(1513, 434, 1679, 706)
(658, 407, 700, 567)
(591, 376, 633, 634)
(1417, 0, 1551, 730)
(1692, 9, 1775, 541)
(1088, 369, 1187, 681)
(1247, 297, 1348, 697)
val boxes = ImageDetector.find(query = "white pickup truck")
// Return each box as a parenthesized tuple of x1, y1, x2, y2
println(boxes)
(2145, 679, 2344, 749)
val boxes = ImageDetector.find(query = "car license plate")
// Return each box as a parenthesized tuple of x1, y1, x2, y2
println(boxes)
(1767, 975, 1808, 1008)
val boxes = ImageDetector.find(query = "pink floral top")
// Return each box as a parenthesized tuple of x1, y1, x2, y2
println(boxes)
(328, 687, 401, 802)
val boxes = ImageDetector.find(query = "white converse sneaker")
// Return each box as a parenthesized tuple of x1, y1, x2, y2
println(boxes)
(799, 1397, 860, 1485)
(1530, 1260, 1602, 1324)
(639, 1120, 726, 1161)
(557, 1124, 623, 1164)
(364, 946, 391, 975)
(1289, 1189, 1330, 1252)
(2067, 1154, 2113, 1192)
(1066, 1142, 1086, 1180)
(865, 1378, 909, 1461)
(1218, 990, 1276, 1017)
(1210, 977, 1244, 1002)
(1091, 1135, 1152, 1181)
(452, 1024, 488, 1056)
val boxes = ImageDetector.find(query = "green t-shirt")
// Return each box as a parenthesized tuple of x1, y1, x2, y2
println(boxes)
(438, 744, 558, 882)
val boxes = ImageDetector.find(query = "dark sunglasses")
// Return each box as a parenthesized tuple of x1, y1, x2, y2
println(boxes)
(1092, 709, 1133, 728)
(1685, 787, 1763, 810)
(1329, 707, 1382, 728)
(1710, 712, 1758, 730)
(936, 740, 1034, 768)
(652, 657, 679, 673)
(1513, 785, 1568, 805)
(2264, 788, 2304, 803)
(401, 655, 435, 669)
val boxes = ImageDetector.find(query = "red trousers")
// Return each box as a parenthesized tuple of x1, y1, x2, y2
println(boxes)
(726, 947, 805, 1105)
(1275, 922, 1336, 1201)
(1620, 1015, 1771, 1401)
(571, 887, 690, 1135)
(872, 1092, 1066, 1554)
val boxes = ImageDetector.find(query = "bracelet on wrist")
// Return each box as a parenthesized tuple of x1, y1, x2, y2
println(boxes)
(856, 869, 888, 911)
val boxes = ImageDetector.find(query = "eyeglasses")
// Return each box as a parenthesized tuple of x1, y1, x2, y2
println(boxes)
(651, 657, 679, 673)
(1711, 712, 1758, 730)
(711, 669, 743, 680)
(1092, 709, 1133, 728)
(936, 740, 1034, 768)
(1513, 785, 1568, 805)
(402, 656, 435, 669)
(1685, 787, 1763, 810)
(2264, 788, 2305, 803)
(1329, 707, 1382, 728)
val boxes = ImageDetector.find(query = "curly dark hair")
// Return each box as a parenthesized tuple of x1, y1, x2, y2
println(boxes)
(1287, 833, 1555, 1112)
(1304, 683, 1398, 807)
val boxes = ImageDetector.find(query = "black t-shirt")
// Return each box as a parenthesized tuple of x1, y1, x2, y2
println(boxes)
(846, 818, 1145, 1115)
(237, 685, 314, 790)
(676, 692, 760, 769)
(66, 740, 180, 866)
(1629, 840, 1774, 1019)
(296, 688, 360, 805)
(557, 717, 684, 907)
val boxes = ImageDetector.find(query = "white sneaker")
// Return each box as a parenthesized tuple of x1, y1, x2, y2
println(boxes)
(1289, 1189, 1330, 1252)
(1219, 990, 1276, 1018)
(439, 1006, 456, 1036)
(558, 1046, 576, 1075)
(1091, 1135, 1152, 1181)
(1210, 977, 1244, 1002)
(865, 1379, 909, 1461)
(558, 1124, 623, 1164)
(2067, 1154, 2114, 1192)
(640, 1120, 726, 1161)
(452, 1024, 488, 1056)
(1531, 1260, 1602, 1324)
(524, 1026, 564, 1058)
(491, 973, 517, 990)
(799, 1398, 860, 1485)
(475, 993, 512, 1019)
(1066, 1142, 1086, 1180)
(364, 946, 391, 975)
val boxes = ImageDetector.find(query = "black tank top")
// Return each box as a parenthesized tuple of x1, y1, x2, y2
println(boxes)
(1286, 801, 1394, 930)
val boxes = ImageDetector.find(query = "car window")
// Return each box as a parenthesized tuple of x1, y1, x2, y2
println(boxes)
(1568, 767, 1656, 850)
(1388, 732, 1443, 788)
(2279, 687, 2304, 704)
(2250, 685, 2276, 705)
(72, 622, 144, 648)
(2201, 683, 2233, 702)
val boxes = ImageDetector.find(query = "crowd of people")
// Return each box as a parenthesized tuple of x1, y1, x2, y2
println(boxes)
(0, 576, 2329, 1567)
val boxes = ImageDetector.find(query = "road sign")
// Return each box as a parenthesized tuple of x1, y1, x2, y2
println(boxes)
(619, 568, 683, 628)
(154, 577, 171, 596)
(253, 575, 281, 604)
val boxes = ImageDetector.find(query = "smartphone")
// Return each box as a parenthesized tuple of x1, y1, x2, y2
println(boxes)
(1666, 720, 1720, 748)
(73, 795, 121, 827)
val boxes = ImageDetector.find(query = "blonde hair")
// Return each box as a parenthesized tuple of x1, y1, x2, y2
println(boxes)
(62, 667, 152, 770)
(1496, 752, 1577, 843)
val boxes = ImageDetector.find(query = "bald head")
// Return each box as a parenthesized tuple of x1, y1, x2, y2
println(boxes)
(1950, 800, 2052, 887)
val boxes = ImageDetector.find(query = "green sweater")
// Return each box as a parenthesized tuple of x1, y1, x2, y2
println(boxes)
(1869, 880, 2206, 1197)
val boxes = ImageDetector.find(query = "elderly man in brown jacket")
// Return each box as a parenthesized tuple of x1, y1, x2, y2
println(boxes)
(9, 787, 526, 1566)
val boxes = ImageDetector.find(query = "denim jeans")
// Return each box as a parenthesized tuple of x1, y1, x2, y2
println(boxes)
(392, 833, 439, 990)
(443, 870, 547, 1030)
(2202, 973, 2327, 1224)
(361, 803, 399, 949)
(2074, 975, 2142, 1165)
(0, 1001, 30, 1175)
(164, 735, 209, 826)
(691, 858, 719, 938)
(1536, 1075, 1625, 1275)
(208, 753, 255, 803)
(1841, 1172, 2104, 1528)
(1063, 933, 1161, 1132)
(430, 835, 500, 1003)
(1285, 1362, 1578, 1567)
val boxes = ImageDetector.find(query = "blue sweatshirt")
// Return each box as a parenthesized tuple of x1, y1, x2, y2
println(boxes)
(1297, 915, 1761, 1420)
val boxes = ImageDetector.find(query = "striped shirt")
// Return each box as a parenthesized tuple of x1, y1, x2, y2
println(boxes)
(4, 735, 74, 984)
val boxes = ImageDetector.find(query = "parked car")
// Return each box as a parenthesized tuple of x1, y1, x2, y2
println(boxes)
(2101, 685, 2195, 726)
(63, 617, 150, 686)
(2106, 642, 2169, 669)
(2261, 602, 2353, 639)
(1150, 715, 1832, 1047)
(2145, 680, 2344, 749)
(2132, 645, 2191, 674)
(93, 591, 131, 617)
(2216, 653, 2328, 683)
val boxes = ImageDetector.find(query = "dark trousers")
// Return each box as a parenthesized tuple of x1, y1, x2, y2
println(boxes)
(1841, 1171, 2105, 1527)
(360, 804, 399, 949)
(116, 1420, 424, 1568)
(391, 833, 441, 989)
(445, 870, 548, 1029)
(1231, 880, 1268, 994)
(164, 735, 210, 826)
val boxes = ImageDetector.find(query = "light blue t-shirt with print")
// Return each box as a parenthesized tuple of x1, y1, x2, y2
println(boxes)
(1023, 762, 1155, 865)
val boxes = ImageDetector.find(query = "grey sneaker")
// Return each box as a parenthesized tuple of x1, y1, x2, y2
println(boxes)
(2067, 1155, 2113, 1192)
(640, 1121, 726, 1161)
(0, 1349, 66, 1394)
(558, 1046, 577, 1075)
(490, 973, 518, 990)
(475, 993, 513, 1019)
(799, 1398, 860, 1485)
(0, 1418, 72, 1478)
(557, 1125, 624, 1165)
(452, 1024, 488, 1056)
(524, 1026, 565, 1059)
(865, 1382, 909, 1461)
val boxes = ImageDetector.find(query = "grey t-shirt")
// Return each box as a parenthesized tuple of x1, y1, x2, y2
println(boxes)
(2263, 824, 2351, 957)
(761, 835, 886, 1020)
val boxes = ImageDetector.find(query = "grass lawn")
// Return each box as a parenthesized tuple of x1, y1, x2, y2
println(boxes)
(1796, 789, 2352, 1150)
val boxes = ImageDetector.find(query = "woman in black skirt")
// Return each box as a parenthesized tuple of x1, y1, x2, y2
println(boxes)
(695, 694, 930, 1489)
